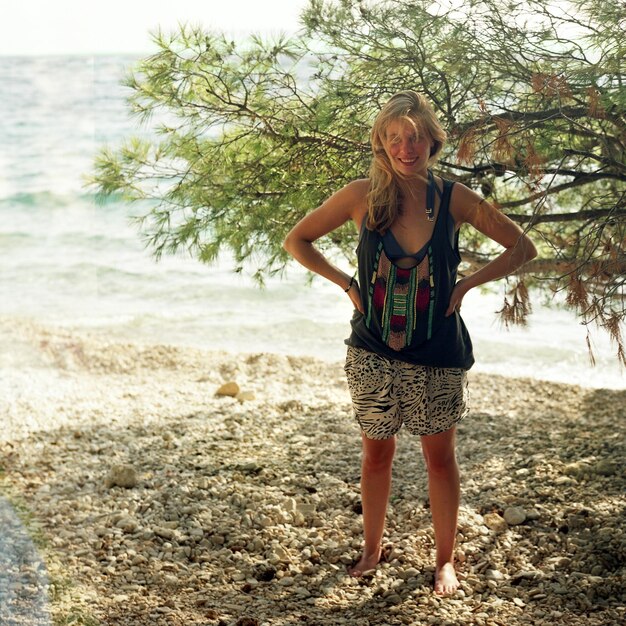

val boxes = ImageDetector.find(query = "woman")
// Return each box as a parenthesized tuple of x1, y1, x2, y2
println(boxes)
(283, 91, 536, 595)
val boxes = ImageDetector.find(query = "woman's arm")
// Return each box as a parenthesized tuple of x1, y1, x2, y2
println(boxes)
(446, 183, 538, 316)
(283, 179, 368, 313)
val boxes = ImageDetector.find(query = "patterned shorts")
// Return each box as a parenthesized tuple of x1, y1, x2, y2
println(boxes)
(344, 346, 470, 439)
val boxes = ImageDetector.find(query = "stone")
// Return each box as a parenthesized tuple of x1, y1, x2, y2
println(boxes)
(282, 498, 297, 513)
(296, 502, 317, 516)
(236, 391, 256, 402)
(593, 460, 617, 476)
(483, 513, 508, 532)
(115, 517, 138, 533)
(503, 506, 527, 525)
(105, 464, 138, 489)
(7, 328, 625, 626)
(153, 526, 176, 540)
(526, 508, 541, 520)
(216, 382, 240, 397)
(485, 569, 504, 581)
(385, 593, 403, 605)
(400, 567, 420, 580)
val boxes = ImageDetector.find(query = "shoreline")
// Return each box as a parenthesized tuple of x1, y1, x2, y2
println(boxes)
(1, 318, 625, 625)
(1, 314, 620, 446)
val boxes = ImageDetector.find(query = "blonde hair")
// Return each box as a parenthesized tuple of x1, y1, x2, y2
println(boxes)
(366, 91, 447, 232)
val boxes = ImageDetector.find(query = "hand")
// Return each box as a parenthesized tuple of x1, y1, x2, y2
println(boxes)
(445, 277, 469, 317)
(346, 281, 364, 314)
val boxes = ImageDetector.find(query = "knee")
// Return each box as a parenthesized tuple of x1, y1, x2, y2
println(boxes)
(423, 450, 458, 477)
(362, 438, 395, 472)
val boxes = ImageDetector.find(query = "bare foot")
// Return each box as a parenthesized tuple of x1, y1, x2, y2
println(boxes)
(347, 546, 382, 578)
(434, 562, 459, 595)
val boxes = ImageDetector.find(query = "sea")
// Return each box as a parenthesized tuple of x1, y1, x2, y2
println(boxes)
(0, 54, 623, 390)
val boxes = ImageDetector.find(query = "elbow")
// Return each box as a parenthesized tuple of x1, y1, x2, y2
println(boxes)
(512, 234, 537, 265)
(283, 231, 296, 256)
(283, 229, 313, 258)
(523, 235, 538, 263)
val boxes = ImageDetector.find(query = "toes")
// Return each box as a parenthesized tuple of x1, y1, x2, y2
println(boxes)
(434, 583, 458, 595)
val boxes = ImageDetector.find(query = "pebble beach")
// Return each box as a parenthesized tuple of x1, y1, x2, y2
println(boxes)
(1, 317, 625, 626)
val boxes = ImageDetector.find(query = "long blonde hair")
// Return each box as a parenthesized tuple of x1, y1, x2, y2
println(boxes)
(366, 91, 447, 232)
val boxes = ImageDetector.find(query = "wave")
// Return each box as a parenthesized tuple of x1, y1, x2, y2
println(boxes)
(0, 189, 146, 210)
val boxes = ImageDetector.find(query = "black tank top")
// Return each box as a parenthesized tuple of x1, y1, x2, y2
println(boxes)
(345, 176, 474, 369)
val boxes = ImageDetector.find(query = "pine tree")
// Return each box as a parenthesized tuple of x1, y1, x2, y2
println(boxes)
(91, 0, 626, 363)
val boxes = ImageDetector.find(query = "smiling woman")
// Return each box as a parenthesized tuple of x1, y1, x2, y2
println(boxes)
(283, 89, 537, 594)
(0, 0, 309, 55)
(385, 121, 433, 173)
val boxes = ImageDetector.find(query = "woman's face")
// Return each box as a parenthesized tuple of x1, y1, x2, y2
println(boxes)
(384, 118, 433, 177)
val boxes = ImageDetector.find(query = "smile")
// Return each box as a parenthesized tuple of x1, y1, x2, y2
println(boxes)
(398, 157, 417, 164)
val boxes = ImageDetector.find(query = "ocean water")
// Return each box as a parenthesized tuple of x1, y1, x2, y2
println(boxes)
(0, 54, 623, 389)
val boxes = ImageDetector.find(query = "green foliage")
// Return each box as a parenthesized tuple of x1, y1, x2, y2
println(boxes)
(90, 0, 625, 359)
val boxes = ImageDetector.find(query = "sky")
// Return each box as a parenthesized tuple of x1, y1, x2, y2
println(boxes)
(0, 0, 311, 56)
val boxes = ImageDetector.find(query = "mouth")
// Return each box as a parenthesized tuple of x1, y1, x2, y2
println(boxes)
(398, 157, 418, 165)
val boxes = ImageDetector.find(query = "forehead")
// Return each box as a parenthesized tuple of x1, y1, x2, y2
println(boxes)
(385, 117, 424, 138)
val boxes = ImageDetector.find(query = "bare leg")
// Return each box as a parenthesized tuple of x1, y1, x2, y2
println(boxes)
(348, 432, 396, 577)
(420, 426, 460, 595)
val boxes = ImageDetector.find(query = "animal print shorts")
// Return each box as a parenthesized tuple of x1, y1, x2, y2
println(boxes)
(344, 346, 469, 439)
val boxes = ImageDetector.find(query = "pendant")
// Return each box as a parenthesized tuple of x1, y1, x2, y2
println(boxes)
(426, 170, 435, 221)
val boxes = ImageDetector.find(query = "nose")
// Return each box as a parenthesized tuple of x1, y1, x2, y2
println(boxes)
(399, 138, 414, 155)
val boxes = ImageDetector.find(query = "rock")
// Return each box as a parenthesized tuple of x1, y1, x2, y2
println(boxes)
(236, 390, 256, 402)
(399, 567, 420, 580)
(555, 475, 574, 485)
(282, 498, 297, 513)
(503, 506, 527, 525)
(235, 618, 259, 626)
(296, 502, 316, 516)
(253, 565, 276, 582)
(593, 460, 617, 476)
(112, 594, 129, 603)
(105, 464, 138, 488)
(483, 513, 508, 532)
(115, 516, 138, 533)
(153, 526, 177, 540)
(526, 508, 541, 520)
(216, 382, 240, 397)
(511, 570, 542, 583)
(485, 569, 504, 581)
(563, 461, 588, 477)
(270, 546, 290, 563)
(7, 331, 626, 626)
(385, 593, 402, 605)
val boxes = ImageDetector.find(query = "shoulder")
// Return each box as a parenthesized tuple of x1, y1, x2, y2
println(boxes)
(343, 178, 370, 199)
(447, 181, 485, 225)
(341, 178, 369, 225)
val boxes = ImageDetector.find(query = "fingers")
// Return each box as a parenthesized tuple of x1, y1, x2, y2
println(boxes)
(352, 294, 365, 314)
(445, 299, 461, 317)
(347, 284, 364, 314)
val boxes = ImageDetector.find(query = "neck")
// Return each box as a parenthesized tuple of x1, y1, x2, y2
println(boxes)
(397, 168, 430, 197)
